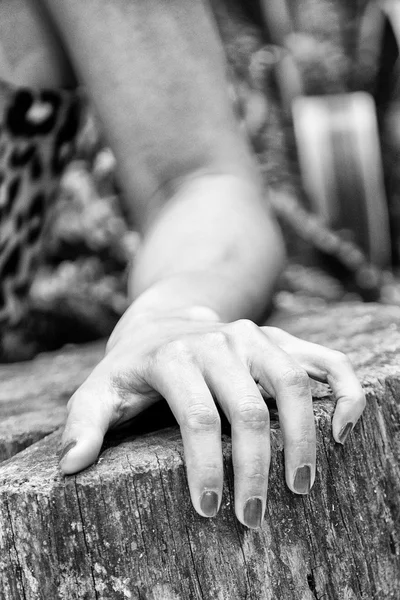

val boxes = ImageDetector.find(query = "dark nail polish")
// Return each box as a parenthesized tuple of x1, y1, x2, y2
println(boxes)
(293, 465, 311, 494)
(58, 440, 77, 463)
(200, 491, 219, 517)
(338, 422, 353, 445)
(243, 497, 263, 529)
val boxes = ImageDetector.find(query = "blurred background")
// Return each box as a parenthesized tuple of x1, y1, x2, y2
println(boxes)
(4, 0, 400, 361)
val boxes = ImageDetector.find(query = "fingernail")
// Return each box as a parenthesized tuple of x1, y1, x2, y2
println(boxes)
(200, 491, 219, 517)
(338, 422, 353, 445)
(243, 497, 263, 529)
(293, 465, 311, 494)
(58, 440, 77, 464)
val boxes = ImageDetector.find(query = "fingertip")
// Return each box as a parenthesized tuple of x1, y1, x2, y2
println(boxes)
(198, 490, 220, 518)
(58, 431, 104, 475)
(332, 418, 355, 445)
(58, 439, 77, 464)
(241, 496, 265, 529)
(332, 398, 364, 445)
(286, 463, 315, 495)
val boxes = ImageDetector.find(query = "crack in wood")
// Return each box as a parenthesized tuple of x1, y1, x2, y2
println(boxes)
(4, 496, 27, 600)
(184, 524, 205, 600)
(307, 571, 318, 599)
(126, 455, 150, 569)
(154, 452, 188, 599)
(73, 478, 99, 600)
(223, 452, 252, 600)
(1, 304, 400, 597)
(319, 433, 364, 598)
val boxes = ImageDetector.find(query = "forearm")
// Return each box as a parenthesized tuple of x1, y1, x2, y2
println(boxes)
(42, 0, 285, 322)
(41, 0, 257, 225)
(129, 175, 286, 323)
(38, 0, 364, 531)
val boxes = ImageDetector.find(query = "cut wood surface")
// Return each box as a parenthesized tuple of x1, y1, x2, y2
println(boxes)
(0, 341, 104, 462)
(0, 303, 400, 599)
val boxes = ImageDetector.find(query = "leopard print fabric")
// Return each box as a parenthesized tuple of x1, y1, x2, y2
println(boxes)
(0, 81, 82, 328)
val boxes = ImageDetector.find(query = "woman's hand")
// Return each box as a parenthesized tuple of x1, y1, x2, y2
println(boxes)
(59, 305, 365, 529)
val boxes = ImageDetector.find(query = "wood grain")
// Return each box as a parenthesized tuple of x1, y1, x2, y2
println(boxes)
(0, 342, 104, 462)
(0, 303, 399, 599)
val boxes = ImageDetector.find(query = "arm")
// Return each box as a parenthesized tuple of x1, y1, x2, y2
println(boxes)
(42, 0, 285, 324)
(43, 0, 365, 528)
(129, 175, 285, 323)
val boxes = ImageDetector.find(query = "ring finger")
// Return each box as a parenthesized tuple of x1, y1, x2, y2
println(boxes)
(226, 323, 316, 497)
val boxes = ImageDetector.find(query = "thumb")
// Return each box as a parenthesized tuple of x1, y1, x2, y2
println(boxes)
(58, 373, 117, 475)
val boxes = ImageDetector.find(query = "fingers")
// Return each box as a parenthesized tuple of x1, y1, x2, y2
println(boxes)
(150, 322, 318, 528)
(264, 327, 366, 444)
(149, 336, 271, 528)
(148, 343, 223, 519)
(60, 315, 364, 537)
(205, 352, 271, 529)
(228, 322, 316, 496)
(59, 375, 113, 474)
(59, 358, 148, 475)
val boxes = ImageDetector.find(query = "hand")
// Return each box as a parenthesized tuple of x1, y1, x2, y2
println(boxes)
(58, 306, 365, 529)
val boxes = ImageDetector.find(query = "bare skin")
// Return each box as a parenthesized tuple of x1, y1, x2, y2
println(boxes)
(0, 0, 365, 528)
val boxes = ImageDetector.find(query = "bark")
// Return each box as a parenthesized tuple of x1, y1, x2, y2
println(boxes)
(0, 303, 399, 599)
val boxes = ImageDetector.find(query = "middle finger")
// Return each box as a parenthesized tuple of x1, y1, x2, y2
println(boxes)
(203, 352, 271, 529)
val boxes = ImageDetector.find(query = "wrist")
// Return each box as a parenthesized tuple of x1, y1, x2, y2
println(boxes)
(129, 304, 221, 324)
(106, 285, 221, 353)
(129, 269, 239, 319)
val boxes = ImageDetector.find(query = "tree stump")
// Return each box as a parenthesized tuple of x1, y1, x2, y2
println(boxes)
(0, 342, 104, 462)
(0, 303, 399, 600)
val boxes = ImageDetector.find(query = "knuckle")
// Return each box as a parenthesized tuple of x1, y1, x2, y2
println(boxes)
(230, 318, 258, 338)
(190, 462, 222, 479)
(196, 462, 221, 473)
(199, 330, 230, 350)
(182, 404, 220, 433)
(246, 471, 268, 485)
(331, 350, 353, 369)
(109, 372, 138, 422)
(234, 398, 270, 429)
(233, 454, 269, 484)
(234, 470, 269, 488)
(155, 339, 193, 365)
(278, 367, 310, 391)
